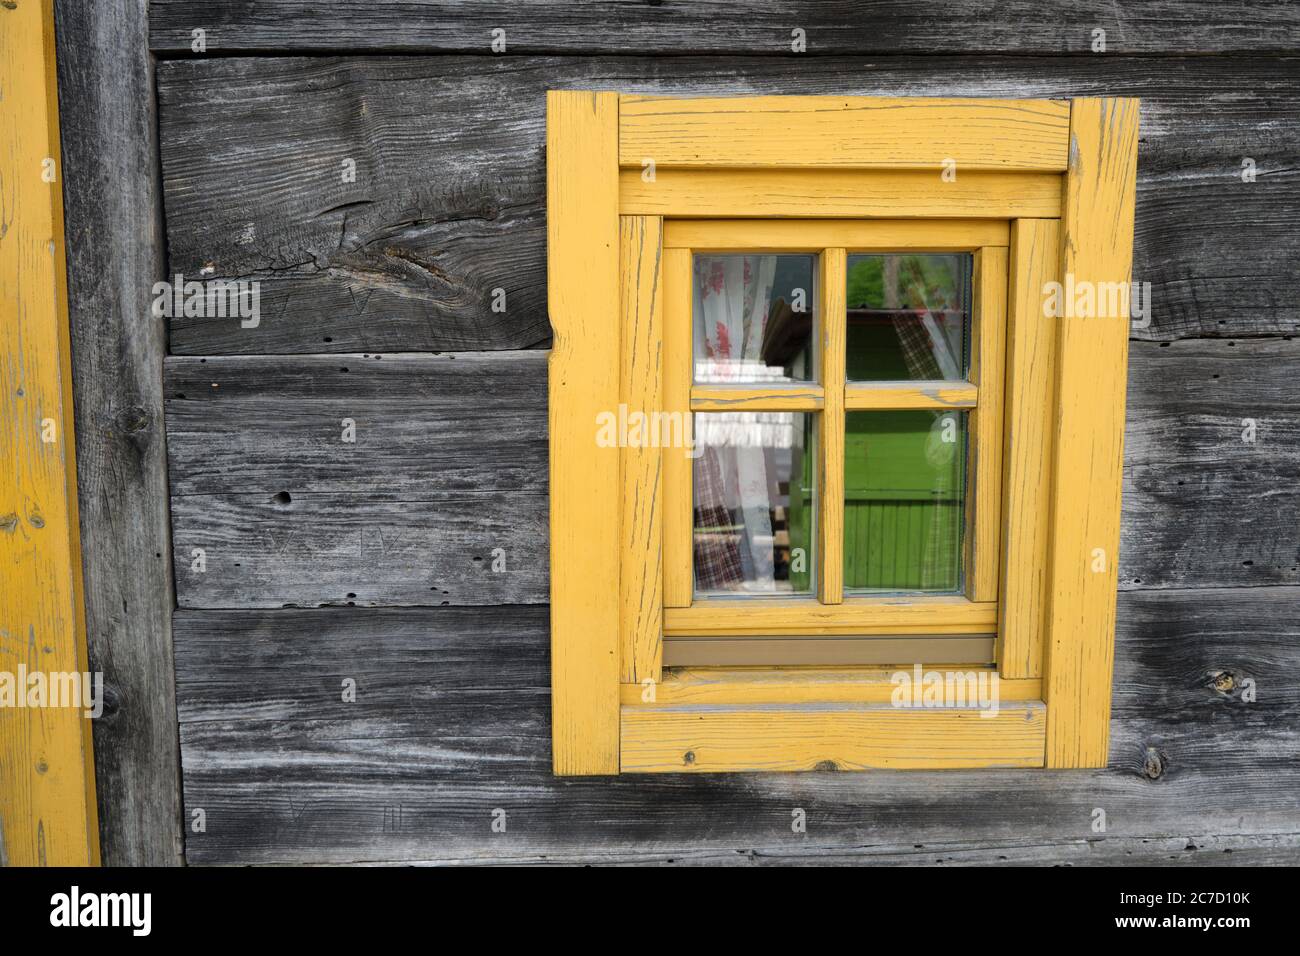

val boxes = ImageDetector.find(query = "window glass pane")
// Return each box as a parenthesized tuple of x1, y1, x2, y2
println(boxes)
(693, 412, 814, 596)
(693, 254, 815, 384)
(845, 253, 971, 381)
(844, 410, 966, 593)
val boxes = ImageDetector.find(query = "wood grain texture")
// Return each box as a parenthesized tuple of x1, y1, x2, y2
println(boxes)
(968, 247, 1008, 604)
(665, 219, 1007, 251)
(0, 0, 98, 868)
(161, 339, 1300, 608)
(998, 220, 1061, 679)
(618, 217, 664, 682)
(621, 169, 1063, 219)
(661, 248, 694, 608)
(666, 597, 996, 636)
(661, 636, 995, 668)
(817, 248, 846, 604)
(845, 383, 977, 411)
(620, 702, 1046, 773)
(52, 0, 183, 868)
(546, 91, 621, 775)
(691, 385, 824, 412)
(620, 96, 1070, 170)
(1044, 98, 1141, 767)
(170, 586, 1300, 864)
(623, 668, 1043, 706)
(155, 55, 1300, 351)
(146, 3, 1300, 54)
(165, 352, 549, 608)
(1120, 337, 1300, 591)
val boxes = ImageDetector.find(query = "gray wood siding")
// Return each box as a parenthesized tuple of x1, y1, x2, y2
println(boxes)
(147, 2, 1300, 55)
(156, 56, 1299, 353)
(173, 588, 1300, 864)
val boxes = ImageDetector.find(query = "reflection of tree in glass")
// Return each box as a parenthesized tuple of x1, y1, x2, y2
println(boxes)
(846, 255, 961, 312)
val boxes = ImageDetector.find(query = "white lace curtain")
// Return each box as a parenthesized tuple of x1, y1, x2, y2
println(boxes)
(692, 256, 785, 592)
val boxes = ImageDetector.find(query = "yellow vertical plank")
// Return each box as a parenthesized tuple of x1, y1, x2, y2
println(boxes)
(999, 220, 1060, 679)
(661, 248, 694, 607)
(818, 248, 846, 604)
(968, 247, 1008, 603)
(619, 216, 664, 683)
(547, 91, 621, 774)
(0, 0, 100, 865)
(1044, 99, 1140, 767)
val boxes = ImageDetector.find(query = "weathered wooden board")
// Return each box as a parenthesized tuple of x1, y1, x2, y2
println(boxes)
(52, 0, 184, 866)
(165, 352, 549, 607)
(1121, 338, 1300, 591)
(171, 586, 1300, 864)
(146, 2, 1300, 55)
(164, 341, 1299, 608)
(156, 56, 1300, 353)
(457, 833, 1300, 866)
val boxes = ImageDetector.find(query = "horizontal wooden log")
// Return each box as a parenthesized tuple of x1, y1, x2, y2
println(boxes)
(147, 2, 1300, 54)
(352, 833, 1300, 866)
(172, 586, 1300, 864)
(156, 55, 1300, 352)
(165, 352, 549, 607)
(164, 339, 1299, 608)
(1120, 338, 1300, 590)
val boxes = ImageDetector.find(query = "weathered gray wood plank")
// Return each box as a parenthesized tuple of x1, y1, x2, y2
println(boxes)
(53, 0, 184, 866)
(1121, 337, 1300, 591)
(171, 587, 1300, 864)
(163, 340, 1299, 608)
(156, 55, 1300, 353)
(147, 2, 1300, 55)
(372, 833, 1300, 866)
(165, 352, 549, 607)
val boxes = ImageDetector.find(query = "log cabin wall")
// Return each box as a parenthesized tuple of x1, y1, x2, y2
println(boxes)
(55, 2, 1299, 864)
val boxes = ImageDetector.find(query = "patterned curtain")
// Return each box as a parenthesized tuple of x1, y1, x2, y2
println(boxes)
(692, 256, 781, 592)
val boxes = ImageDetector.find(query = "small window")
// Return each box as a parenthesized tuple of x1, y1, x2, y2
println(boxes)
(548, 92, 1140, 774)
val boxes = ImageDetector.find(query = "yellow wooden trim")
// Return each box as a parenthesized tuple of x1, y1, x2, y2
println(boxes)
(619, 96, 1071, 171)
(690, 385, 823, 411)
(666, 596, 997, 636)
(664, 218, 1009, 251)
(817, 248, 847, 604)
(620, 701, 1047, 772)
(618, 217, 665, 684)
(967, 247, 1009, 603)
(0, 0, 100, 866)
(623, 667, 1042, 706)
(845, 381, 977, 411)
(663, 636, 994, 667)
(620, 168, 1064, 219)
(547, 91, 622, 774)
(661, 248, 694, 608)
(1043, 99, 1140, 768)
(998, 220, 1061, 679)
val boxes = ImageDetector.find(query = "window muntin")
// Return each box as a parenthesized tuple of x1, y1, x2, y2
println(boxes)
(681, 239, 996, 620)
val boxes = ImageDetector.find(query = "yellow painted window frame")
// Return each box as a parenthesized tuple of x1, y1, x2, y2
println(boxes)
(548, 92, 1140, 775)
